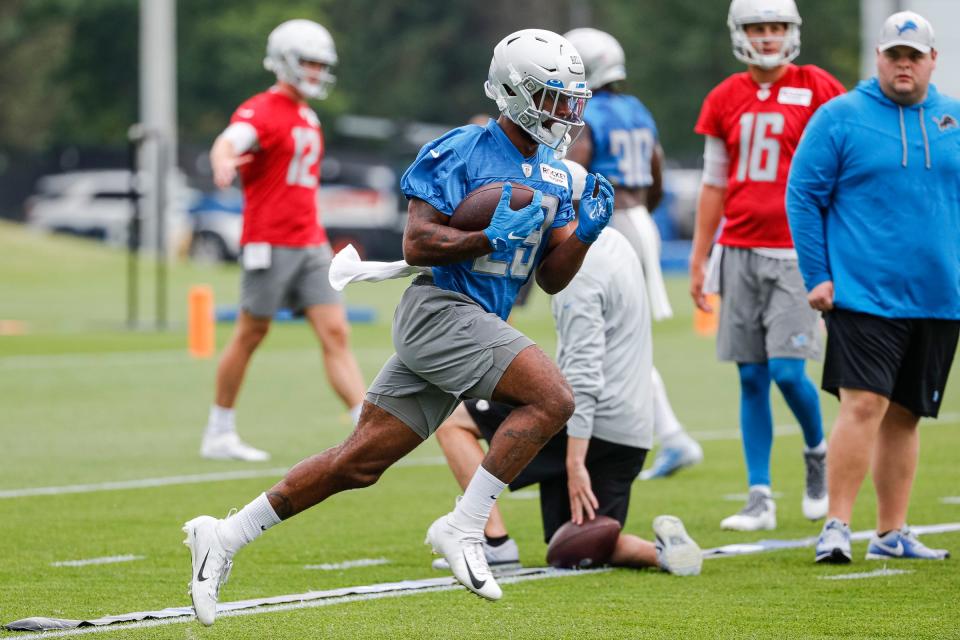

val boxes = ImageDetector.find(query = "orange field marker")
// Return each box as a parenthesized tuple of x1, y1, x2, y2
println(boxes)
(188, 285, 215, 358)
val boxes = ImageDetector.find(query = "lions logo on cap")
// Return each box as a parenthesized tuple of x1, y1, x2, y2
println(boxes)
(896, 20, 919, 36)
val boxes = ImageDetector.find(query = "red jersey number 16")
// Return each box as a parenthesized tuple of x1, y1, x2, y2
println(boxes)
(286, 127, 320, 188)
(736, 113, 783, 183)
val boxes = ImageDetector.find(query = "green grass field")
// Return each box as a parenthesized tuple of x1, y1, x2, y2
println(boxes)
(1, 221, 958, 639)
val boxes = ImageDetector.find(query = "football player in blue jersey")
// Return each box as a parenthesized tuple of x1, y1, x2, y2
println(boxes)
(564, 28, 703, 480)
(180, 29, 615, 625)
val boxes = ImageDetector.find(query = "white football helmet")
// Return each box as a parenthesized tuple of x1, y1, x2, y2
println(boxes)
(563, 28, 626, 89)
(263, 19, 337, 100)
(728, 0, 802, 69)
(484, 29, 591, 155)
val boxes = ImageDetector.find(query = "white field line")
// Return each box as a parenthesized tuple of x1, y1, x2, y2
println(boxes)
(940, 497, 960, 505)
(50, 555, 144, 568)
(11, 568, 609, 638)
(0, 456, 448, 500)
(819, 568, 914, 581)
(702, 522, 960, 558)
(304, 558, 389, 571)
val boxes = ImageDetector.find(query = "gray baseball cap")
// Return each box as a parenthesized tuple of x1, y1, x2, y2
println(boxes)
(878, 11, 935, 54)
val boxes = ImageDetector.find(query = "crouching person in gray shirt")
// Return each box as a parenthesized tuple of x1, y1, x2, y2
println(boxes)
(434, 175, 702, 574)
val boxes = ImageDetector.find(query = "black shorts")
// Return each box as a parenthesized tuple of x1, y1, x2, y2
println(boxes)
(822, 308, 959, 418)
(464, 399, 648, 543)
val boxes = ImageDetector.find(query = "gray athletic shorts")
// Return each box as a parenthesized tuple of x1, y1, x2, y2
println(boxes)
(717, 247, 822, 363)
(366, 275, 534, 439)
(240, 244, 340, 318)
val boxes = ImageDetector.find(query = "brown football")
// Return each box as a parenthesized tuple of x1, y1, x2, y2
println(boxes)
(546, 515, 622, 569)
(448, 182, 538, 231)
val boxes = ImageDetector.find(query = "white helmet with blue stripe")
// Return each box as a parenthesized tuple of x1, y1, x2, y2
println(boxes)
(484, 29, 592, 155)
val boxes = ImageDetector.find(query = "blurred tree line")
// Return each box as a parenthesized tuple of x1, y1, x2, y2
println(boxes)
(0, 0, 859, 166)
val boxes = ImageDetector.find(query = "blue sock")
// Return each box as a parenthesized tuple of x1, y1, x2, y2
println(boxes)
(737, 363, 773, 488)
(769, 358, 824, 449)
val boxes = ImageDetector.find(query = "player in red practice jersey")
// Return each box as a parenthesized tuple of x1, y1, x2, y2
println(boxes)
(690, 0, 845, 531)
(200, 20, 365, 461)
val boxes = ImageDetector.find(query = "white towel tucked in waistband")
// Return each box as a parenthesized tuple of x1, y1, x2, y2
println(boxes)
(328, 244, 428, 291)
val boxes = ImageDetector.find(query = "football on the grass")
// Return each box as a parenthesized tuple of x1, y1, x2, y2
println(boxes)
(449, 182, 538, 231)
(546, 515, 622, 569)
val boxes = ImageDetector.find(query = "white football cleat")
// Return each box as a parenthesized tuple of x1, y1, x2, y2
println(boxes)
(639, 434, 704, 480)
(432, 537, 521, 571)
(183, 516, 234, 626)
(653, 515, 703, 576)
(802, 450, 828, 520)
(426, 514, 502, 601)
(201, 432, 270, 462)
(721, 488, 777, 531)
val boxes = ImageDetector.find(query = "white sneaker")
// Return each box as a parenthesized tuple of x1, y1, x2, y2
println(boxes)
(815, 517, 852, 564)
(432, 537, 521, 571)
(802, 450, 828, 520)
(425, 513, 502, 601)
(721, 488, 777, 531)
(653, 515, 703, 576)
(201, 432, 270, 462)
(639, 433, 704, 480)
(183, 516, 234, 626)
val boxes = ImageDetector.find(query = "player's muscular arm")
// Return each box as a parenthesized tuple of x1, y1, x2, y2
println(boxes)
(647, 144, 665, 211)
(689, 183, 726, 312)
(402, 198, 491, 266)
(538, 173, 615, 293)
(535, 221, 589, 294)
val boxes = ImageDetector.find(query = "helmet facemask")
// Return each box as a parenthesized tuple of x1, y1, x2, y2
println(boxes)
(730, 22, 801, 69)
(511, 73, 589, 152)
(286, 54, 336, 99)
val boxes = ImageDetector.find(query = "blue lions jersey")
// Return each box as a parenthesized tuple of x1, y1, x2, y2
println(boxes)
(401, 119, 575, 320)
(584, 92, 659, 189)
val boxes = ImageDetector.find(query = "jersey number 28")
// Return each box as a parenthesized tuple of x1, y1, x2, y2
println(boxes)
(286, 127, 320, 188)
(736, 113, 783, 182)
(472, 194, 559, 279)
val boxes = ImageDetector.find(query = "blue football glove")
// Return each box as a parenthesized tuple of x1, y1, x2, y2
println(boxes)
(574, 173, 615, 244)
(483, 183, 545, 252)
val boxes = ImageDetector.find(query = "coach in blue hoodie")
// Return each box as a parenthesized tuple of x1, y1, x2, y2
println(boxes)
(787, 11, 959, 565)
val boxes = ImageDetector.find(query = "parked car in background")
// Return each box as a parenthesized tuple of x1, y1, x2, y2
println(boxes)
(25, 169, 194, 252)
(188, 156, 405, 263)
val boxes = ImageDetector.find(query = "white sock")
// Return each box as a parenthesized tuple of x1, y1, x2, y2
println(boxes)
(805, 440, 827, 455)
(449, 466, 506, 533)
(206, 405, 235, 437)
(651, 368, 684, 441)
(349, 403, 362, 426)
(749, 484, 773, 498)
(217, 493, 281, 554)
